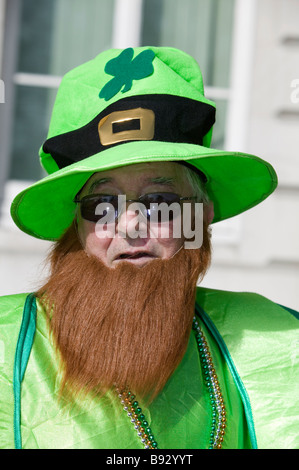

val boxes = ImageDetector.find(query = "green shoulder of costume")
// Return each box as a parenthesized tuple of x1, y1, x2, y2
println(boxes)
(196, 285, 299, 319)
(195, 286, 299, 449)
(0, 293, 30, 449)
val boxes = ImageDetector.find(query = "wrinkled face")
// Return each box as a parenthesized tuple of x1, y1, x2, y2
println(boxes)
(76, 162, 199, 268)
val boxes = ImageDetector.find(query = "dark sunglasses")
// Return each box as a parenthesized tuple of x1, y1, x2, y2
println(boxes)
(74, 192, 197, 224)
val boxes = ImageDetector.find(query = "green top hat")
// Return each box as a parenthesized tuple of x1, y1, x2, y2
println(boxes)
(11, 46, 277, 241)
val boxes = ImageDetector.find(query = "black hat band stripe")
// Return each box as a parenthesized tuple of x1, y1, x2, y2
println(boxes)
(42, 94, 216, 170)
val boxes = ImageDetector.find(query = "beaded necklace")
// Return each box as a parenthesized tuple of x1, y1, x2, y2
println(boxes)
(117, 316, 226, 449)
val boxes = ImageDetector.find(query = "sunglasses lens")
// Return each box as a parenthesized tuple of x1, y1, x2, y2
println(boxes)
(141, 193, 181, 222)
(80, 195, 118, 223)
(78, 193, 189, 224)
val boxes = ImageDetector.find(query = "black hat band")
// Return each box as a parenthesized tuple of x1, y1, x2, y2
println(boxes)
(42, 94, 215, 170)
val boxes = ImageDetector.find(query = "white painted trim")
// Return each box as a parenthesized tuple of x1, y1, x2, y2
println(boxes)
(225, 0, 258, 152)
(112, 0, 144, 48)
(12, 76, 231, 102)
(0, 78, 4, 102)
(205, 86, 231, 101)
(12, 69, 231, 104)
(13, 72, 62, 88)
(0, 0, 6, 77)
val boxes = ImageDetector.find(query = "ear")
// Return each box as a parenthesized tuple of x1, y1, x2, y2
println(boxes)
(204, 201, 214, 225)
(75, 206, 80, 225)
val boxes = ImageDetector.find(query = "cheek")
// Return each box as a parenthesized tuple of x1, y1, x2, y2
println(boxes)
(86, 232, 112, 257)
(155, 237, 184, 258)
(149, 221, 185, 257)
(148, 218, 183, 242)
(77, 218, 112, 260)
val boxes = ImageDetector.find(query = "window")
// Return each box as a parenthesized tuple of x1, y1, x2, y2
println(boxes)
(141, 0, 235, 149)
(0, 0, 237, 236)
(8, 0, 116, 182)
(3, 0, 235, 184)
(0, 0, 249, 296)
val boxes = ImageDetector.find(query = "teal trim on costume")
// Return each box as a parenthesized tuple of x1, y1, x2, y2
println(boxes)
(13, 294, 37, 449)
(12, 295, 261, 450)
(195, 303, 258, 450)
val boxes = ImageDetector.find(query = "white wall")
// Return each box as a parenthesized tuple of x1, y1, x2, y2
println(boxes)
(0, 0, 298, 311)
(201, 0, 299, 310)
(0, 0, 6, 76)
(0, 181, 51, 295)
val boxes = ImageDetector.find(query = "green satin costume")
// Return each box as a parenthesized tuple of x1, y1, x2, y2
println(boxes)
(0, 287, 298, 449)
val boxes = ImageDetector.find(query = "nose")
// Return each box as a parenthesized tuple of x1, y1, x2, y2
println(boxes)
(116, 201, 148, 239)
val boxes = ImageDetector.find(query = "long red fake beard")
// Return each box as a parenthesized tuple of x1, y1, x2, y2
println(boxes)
(36, 223, 211, 402)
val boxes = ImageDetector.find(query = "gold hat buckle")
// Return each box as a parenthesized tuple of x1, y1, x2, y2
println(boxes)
(98, 108, 155, 146)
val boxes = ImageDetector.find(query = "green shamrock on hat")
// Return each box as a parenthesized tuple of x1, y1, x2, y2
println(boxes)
(99, 48, 155, 101)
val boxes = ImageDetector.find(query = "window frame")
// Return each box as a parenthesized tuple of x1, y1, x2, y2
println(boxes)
(0, 0, 257, 245)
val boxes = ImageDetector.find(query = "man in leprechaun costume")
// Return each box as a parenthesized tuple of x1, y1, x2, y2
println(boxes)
(0, 47, 298, 450)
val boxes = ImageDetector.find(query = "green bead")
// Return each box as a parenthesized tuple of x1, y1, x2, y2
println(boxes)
(118, 318, 226, 452)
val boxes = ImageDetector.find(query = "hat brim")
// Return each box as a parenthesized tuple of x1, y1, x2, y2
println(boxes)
(10, 140, 277, 241)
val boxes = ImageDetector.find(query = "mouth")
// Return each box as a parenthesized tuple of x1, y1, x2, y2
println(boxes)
(115, 251, 156, 264)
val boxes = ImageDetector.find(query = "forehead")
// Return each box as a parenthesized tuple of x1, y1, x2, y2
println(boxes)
(83, 162, 191, 193)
